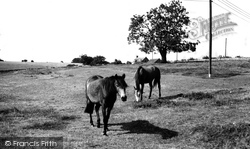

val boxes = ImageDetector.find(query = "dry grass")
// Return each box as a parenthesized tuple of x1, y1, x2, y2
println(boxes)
(131, 86, 250, 148)
(158, 60, 250, 78)
(191, 122, 250, 149)
(1, 60, 250, 148)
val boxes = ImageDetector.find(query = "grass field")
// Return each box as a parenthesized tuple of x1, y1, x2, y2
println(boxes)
(1, 60, 250, 148)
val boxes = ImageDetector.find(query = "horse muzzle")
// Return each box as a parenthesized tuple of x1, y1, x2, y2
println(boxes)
(121, 96, 127, 102)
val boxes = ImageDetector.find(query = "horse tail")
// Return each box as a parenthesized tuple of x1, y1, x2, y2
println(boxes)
(153, 67, 161, 88)
(84, 99, 94, 114)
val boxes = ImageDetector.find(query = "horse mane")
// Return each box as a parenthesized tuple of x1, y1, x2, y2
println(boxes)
(101, 74, 128, 96)
(102, 76, 117, 95)
(134, 66, 144, 89)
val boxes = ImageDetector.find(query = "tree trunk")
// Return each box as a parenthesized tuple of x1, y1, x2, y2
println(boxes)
(159, 50, 167, 63)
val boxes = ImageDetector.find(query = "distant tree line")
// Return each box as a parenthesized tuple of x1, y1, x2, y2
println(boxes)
(72, 54, 108, 65)
(72, 54, 126, 65)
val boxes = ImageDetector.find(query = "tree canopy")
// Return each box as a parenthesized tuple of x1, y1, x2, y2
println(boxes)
(72, 54, 109, 65)
(127, 0, 199, 63)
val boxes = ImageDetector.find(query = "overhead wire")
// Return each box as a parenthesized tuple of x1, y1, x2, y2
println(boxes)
(220, 0, 250, 18)
(181, 0, 208, 2)
(213, 1, 250, 23)
(182, 0, 250, 23)
(218, 0, 250, 20)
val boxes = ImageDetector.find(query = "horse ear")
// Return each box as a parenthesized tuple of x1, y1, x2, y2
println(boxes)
(122, 73, 125, 79)
(134, 86, 136, 90)
(115, 74, 118, 78)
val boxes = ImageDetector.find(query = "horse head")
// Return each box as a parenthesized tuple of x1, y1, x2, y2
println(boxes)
(114, 74, 128, 102)
(134, 86, 141, 102)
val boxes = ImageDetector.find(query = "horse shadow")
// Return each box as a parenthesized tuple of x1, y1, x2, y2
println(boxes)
(111, 120, 178, 139)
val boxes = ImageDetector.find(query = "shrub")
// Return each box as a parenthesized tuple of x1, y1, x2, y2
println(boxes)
(67, 64, 77, 67)
(80, 54, 93, 65)
(72, 54, 109, 65)
(202, 56, 209, 59)
(90, 56, 109, 65)
(126, 61, 132, 64)
(188, 57, 195, 61)
(72, 58, 81, 63)
(112, 59, 123, 65)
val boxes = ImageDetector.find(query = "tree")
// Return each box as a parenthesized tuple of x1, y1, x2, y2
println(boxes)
(72, 57, 81, 63)
(127, 0, 199, 63)
(80, 54, 93, 65)
(91, 55, 109, 65)
(112, 59, 122, 65)
(71, 54, 109, 65)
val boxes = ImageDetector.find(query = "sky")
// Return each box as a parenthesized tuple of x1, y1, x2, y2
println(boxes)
(0, 0, 249, 63)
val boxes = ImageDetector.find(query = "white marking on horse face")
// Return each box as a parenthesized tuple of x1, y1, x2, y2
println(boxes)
(117, 87, 127, 101)
(134, 87, 141, 102)
(118, 87, 126, 97)
(114, 78, 127, 101)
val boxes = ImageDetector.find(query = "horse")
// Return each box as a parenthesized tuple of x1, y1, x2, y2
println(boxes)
(134, 65, 161, 102)
(84, 74, 128, 135)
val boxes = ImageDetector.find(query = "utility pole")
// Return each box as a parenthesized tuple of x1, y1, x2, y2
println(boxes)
(225, 38, 227, 57)
(209, 0, 212, 78)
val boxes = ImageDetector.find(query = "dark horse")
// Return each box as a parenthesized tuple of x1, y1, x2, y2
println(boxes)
(134, 65, 161, 102)
(84, 74, 128, 135)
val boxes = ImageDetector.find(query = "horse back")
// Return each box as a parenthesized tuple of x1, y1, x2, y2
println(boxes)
(85, 75, 103, 103)
(138, 65, 160, 83)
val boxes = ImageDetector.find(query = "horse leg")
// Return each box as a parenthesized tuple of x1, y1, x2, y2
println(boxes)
(102, 106, 108, 135)
(85, 99, 95, 126)
(148, 82, 152, 99)
(158, 81, 161, 98)
(105, 104, 114, 132)
(89, 113, 94, 126)
(140, 84, 144, 101)
(95, 104, 101, 128)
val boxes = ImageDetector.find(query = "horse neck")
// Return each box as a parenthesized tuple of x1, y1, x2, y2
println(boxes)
(102, 77, 117, 94)
(135, 66, 143, 89)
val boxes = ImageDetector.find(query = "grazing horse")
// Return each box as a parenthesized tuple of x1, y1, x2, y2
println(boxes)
(84, 74, 128, 135)
(134, 65, 161, 102)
